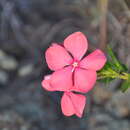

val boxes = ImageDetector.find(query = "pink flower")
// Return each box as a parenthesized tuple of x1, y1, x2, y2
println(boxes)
(42, 75, 86, 117)
(42, 32, 106, 117)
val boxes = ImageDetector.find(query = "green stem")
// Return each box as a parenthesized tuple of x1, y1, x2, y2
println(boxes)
(97, 71, 129, 80)
(118, 72, 129, 80)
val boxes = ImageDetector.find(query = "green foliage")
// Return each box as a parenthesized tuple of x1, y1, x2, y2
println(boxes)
(120, 74, 130, 92)
(107, 46, 128, 72)
(97, 61, 117, 83)
(98, 45, 130, 92)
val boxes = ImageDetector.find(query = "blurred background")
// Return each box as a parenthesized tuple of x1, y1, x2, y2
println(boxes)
(0, 0, 130, 130)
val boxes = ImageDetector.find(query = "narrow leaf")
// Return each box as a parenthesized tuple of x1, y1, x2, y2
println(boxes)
(120, 74, 130, 92)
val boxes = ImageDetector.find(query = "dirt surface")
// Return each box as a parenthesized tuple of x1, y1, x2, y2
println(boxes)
(0, 0, 130, 130)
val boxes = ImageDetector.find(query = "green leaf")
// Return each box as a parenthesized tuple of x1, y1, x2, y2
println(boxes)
(120, 81, 130, 92)
(97, 46, 129, 86)
(121, 64, 128, 72)
(99, 61, 113, 71)
(107, 45, 126, 72)
(97, 62, 116, 83)
(120, 74, 130, 92)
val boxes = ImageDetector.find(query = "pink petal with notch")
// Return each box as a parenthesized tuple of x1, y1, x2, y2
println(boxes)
(64, 32, 88, 60)
(80, 49, 107, 71)
(61, 92, 86, 118)
(45, 44, 72, 71)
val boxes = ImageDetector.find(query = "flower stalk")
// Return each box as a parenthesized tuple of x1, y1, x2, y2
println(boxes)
(97, 70, 129, 80)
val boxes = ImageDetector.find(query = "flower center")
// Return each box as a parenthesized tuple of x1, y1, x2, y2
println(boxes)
(72, 62, 78, 68)
(71, 61, 79, 72)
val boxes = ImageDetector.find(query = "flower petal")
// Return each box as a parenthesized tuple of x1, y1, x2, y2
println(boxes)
(74, 68, 97, 93)
(64, 32, 88, 60)
(61, 92, 86, 117)
(61, 92, 75, 116)
(45, 44, 72, 71)
(80, 49, 107, 71)
(50, 66, 73, 91)
(42, 75, 55, 91)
